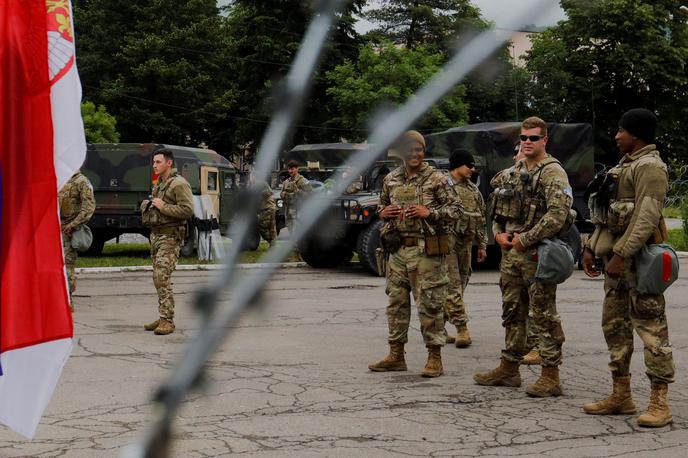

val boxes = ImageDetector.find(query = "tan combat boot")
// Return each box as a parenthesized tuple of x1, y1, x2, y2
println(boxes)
(368, 343, 407, 372)
(583, 375, 636, 415)
(154, 319, 175, 335)
(455, 325, 472, 348)
(421, 345, 443, 377)
(445, 330, 456, 344)
(144, 319, 161, 331)
(473, 358, 521, 387)
(637, 383, 672, 427)
(526, 365, 563, 397)
(521, 349, 542, 365)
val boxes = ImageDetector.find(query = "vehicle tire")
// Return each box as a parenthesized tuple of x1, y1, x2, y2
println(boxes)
(83, 231, 106, 256)
(357, 219, 384, 276)
(180, 226, 196, 257)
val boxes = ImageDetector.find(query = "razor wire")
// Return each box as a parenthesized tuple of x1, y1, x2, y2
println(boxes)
(125, 0, 557, 456)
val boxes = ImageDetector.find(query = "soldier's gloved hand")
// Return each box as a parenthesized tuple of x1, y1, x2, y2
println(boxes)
(379, 205, 402, 220)
(606, 253, 625, 278)
(582, 247, 601, 278)
(494, 232, 513, 249)
(477, 248, 487, 263)
(406, 204, 430, 219)
(511, 233, 526, 252)
(63, 224, 74, 236)
(151, 198, 165, 209)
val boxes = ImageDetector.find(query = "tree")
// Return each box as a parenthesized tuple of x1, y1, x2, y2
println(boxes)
(326, 42, 469, 139)
(81, 101, 120, 143)
(75, 0, 232, 148)
(365, 0, 483, 50)
(525, 0, 688, 161)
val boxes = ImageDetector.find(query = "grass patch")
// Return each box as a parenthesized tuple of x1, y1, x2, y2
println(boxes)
(667, 228, 687, 251)
(663, 206, 682, 219)
(76, 241, 285, 268)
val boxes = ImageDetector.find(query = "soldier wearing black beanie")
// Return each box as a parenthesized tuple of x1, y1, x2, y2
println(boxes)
(618, 108, 657, 144)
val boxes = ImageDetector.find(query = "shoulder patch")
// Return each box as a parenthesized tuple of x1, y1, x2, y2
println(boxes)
(563, 186, 573, 198)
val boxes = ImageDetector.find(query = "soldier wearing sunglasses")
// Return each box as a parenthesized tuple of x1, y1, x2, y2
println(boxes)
(474, 117, 573, 398)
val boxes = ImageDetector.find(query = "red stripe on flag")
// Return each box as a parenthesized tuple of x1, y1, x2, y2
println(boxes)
(0, 0, 73, 353)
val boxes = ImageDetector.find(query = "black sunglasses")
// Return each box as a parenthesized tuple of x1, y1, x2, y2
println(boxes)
(519, 134, 544, 142)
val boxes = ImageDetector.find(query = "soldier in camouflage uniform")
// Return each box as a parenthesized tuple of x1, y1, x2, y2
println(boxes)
(258, 181, 277, 247)
(280, 160, 312, 234)
(474, 117, 573, 397)
(582, 109, 675, 427)
(141, 149, 194, 335)
(444, 149, 487, 348)
(368, 130, 461, 378)
(59, 169, 96, 310)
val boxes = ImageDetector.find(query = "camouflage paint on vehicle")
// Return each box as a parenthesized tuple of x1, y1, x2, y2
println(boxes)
(81, 143, 239, 253)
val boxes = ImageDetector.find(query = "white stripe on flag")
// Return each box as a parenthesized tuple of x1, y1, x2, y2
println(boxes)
(0, 339, 73, 438)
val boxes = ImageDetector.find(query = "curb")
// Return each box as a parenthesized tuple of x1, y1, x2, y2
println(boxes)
(678, 251, 688, 259)
(77, 262, 309, 274)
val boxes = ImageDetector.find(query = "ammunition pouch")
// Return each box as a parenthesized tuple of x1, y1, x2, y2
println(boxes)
(492, 187, 522, 221)
(424, 227, 450, 256)
(607, 200, 634, 235)
(141, 201, 162, 227)
(380, 226, 402, 254)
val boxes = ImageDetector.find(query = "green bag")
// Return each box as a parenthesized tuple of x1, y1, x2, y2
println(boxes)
(534, 237, 574, 285)
(635, 244, 679, 295)
(70, 225, 93, 252)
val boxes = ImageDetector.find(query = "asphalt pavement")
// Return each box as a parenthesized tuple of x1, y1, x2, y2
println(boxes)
(1, 262, 687, 457)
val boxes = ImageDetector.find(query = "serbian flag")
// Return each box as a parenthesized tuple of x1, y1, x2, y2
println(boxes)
(0, 0, 86, 438)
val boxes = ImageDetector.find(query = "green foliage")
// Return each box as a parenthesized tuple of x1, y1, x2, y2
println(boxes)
(668, 228, 687, 251)
(81, 101, 119, 143)
(525, 0, 688, 161)
(325, 42, 469, 139)
(365, 0, 484, 50)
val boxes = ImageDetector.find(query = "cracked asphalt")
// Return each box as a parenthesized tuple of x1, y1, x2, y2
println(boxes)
(1, 261, 687, 457)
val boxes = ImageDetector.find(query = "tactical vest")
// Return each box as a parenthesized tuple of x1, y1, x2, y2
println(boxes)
(452, 179, 484, 238)
(492, 157, 561, 231)
(388, 170, 435, 236)
(59, 173, 89, 223)
(142, 174, 187, 227)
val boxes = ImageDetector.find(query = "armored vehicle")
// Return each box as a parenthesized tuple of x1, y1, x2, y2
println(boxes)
(293, 122, 594, 276)
(81, 143, 260, 256)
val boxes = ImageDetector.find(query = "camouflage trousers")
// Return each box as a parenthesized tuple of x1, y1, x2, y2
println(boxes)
(444, 243, 472, 326)
(151, 234, 181, 321)
(499, 247, 565, 366)
(258, 209, 277, 245)
(62, 234, 77, 303)
(601, 256, 675, 384)
(385, 245, 448, 347)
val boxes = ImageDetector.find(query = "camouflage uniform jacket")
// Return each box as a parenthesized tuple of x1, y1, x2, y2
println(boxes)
(59, 171, 95, 230)
(140, 169, 194, 226)
(493, 156, 573, 249)
(378, 162, 460, 237)
(588, 144, 667, 259)
(280, 173, 311, 205)
(447, 175, 487, 250)
(260, 182, 277, 212)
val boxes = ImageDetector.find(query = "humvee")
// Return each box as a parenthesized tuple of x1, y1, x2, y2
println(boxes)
(81, 143, 260, 256)
(293, 122, 594, 276)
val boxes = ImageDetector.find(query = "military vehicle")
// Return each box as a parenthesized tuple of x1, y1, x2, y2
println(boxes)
(292, 122, 594, 276)
(81, 143, 260, 256)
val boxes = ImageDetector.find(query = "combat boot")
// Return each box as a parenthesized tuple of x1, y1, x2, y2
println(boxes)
(455, 325, 472, 348)
(637, 383, 672, 427)
(445, 331, 456, 344)
(368, 343, 407, 372)
(421, 345, 443, 377)
(473, 358, 521, 387)
(154, 319, 175, 335)
(526, 365, 563, 397)
(583, 375, 636, 415)
(144, 319, 161, 331)
(521, 349, 542, 365)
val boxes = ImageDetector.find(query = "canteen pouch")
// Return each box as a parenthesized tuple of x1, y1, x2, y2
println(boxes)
(534, 238, 574, 284)
(375, 247, 388, 277)
(607, 200, 635, 235)
(424, 228, 450, 256)
(635, 243, 679, 295)
(70, 225, 93, 252)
